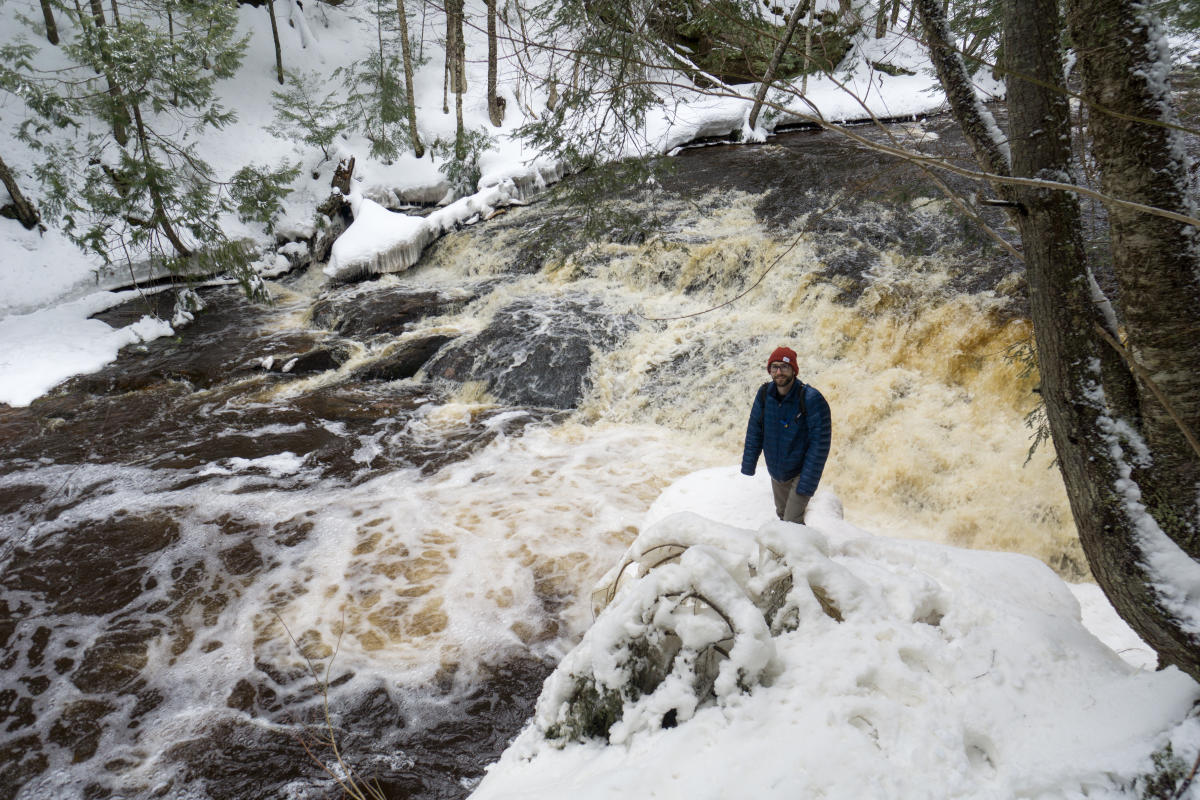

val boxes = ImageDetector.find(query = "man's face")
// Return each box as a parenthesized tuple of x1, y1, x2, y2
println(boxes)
(769, 361, 795, 390)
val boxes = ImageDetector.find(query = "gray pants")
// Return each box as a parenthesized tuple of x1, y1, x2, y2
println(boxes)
(771, 476, 810, 523)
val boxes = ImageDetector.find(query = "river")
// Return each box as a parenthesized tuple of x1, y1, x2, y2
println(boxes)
(0, 116, 1080, 799)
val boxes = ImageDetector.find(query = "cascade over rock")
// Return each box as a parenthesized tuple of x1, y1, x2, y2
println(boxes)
(425, 297, 637, 409)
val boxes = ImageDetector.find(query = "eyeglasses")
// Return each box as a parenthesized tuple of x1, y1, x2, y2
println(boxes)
(768, 363, 794, 373)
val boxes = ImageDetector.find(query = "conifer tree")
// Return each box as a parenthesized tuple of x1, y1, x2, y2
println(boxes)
(12, 1, 294, 294)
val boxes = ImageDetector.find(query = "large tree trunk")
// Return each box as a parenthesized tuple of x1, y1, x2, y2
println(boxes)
(912, 0, 1009, 178)
(396, 0, 425, 157)
(446, 0, 467, 159)
(1007, 0, 1200, 680)
(40, 0, 59, 45)
(748, 0, 808, 130)
(0, 153, 42, 230)
(83, 0, 130, 147)
(486, 0, 504, 126)
(919, 0, 1200, 681)
(1003, 0, 1199, 681)
(267, 0, 284, 85)
(1065, 0, 1200, 557)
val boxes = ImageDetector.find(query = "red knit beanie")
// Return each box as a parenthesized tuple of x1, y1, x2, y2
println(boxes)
(767, 346, 798, 372)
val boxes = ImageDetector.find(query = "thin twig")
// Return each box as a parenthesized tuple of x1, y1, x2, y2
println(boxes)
(1171, 745, 1200, 800)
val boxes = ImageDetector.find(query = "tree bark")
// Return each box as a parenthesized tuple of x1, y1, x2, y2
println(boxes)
(83, 0, 130, 147)
(0, 153, 42, 230)
(918, 0, 1200, 681)
(748, 0, 808, 130)
(1065, 0, 1200, 558)
(396, 0, 425, 156)
(447, 0, 466, 158)
(913, 0, 1009, 178)
(267, 0, 284, 85)
(486, 0, 505, 126)
(40, 0, 59, 45)
(1002, 0, 1200, 680)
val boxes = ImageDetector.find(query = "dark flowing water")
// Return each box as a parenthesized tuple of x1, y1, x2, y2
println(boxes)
(0, 117, 1082, 799)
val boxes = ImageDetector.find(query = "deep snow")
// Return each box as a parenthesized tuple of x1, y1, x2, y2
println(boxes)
(470, 471, 1200, 800)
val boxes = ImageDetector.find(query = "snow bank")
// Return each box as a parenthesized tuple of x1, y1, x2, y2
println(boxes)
(324, 165, 557, 281)
(470, 468, 1200, 800)
(0, 291, 174, 407)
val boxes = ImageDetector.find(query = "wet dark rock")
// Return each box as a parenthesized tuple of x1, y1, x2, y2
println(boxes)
(0, 602, 11, 651)
(62, 287, 331, 394)
(0, 735, 47, 800)
(48, 699, 115, 763)
(0, 688, 36, 732)
(225, 678, 280, 716)
(310, 283, 475, 337)
(27, 626, 51, 668)
(6, 511, 182, 616)
(90, 290, 178, 330)
(272, 514, 315, 547)
(19, 675, 50, 696)
(290, 383, 431, 421)
(509, 241, 549, 274)
(426, 297, 637, 409)
(353, 334, 455, 381)
(164, 719, 320, 800)
(260, 344, 350, 375)
(130, 687, 165, 723)
(218, 540, 264, 576)
(72, 623, 160, 694)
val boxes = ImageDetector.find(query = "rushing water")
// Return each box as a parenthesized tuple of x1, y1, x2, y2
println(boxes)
(0, 117, 1081, 799)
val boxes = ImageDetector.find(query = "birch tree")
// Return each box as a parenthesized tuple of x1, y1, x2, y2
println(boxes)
(915, 0, 1200, 681)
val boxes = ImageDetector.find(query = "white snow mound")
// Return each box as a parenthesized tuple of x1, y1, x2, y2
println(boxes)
(471, 488, 1200, 800)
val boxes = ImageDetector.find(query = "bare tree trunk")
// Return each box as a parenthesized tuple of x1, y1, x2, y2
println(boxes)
(1065, 0, 1200, 557)
(267, 0, 284, 85)
(801, 2, 815, 95)
(443, 0, 455, 115)
(0, 153, 42, 230)
(748, 0, 808, 130)
(917, 0, 1200, 681)
(912, 0, 1008, 177)
(447, 0, 466, 158)
(84, 0, 130, 147)
(486, 0, 505, 126)
(1015, 0, 1200, 682)
(396, 0, 424, 156)
(40, 0, 59, 45)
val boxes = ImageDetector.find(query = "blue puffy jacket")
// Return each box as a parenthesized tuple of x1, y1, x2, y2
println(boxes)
(741, 380, 831, 497)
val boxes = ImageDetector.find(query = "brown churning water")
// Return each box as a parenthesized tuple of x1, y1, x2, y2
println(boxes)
(0, 120, 1077, 799)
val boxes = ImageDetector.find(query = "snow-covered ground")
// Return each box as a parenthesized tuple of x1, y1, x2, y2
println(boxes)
(470, 468, 1200, 800)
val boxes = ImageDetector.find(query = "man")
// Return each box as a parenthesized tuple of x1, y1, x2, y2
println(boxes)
(741, 346, 832, 523)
